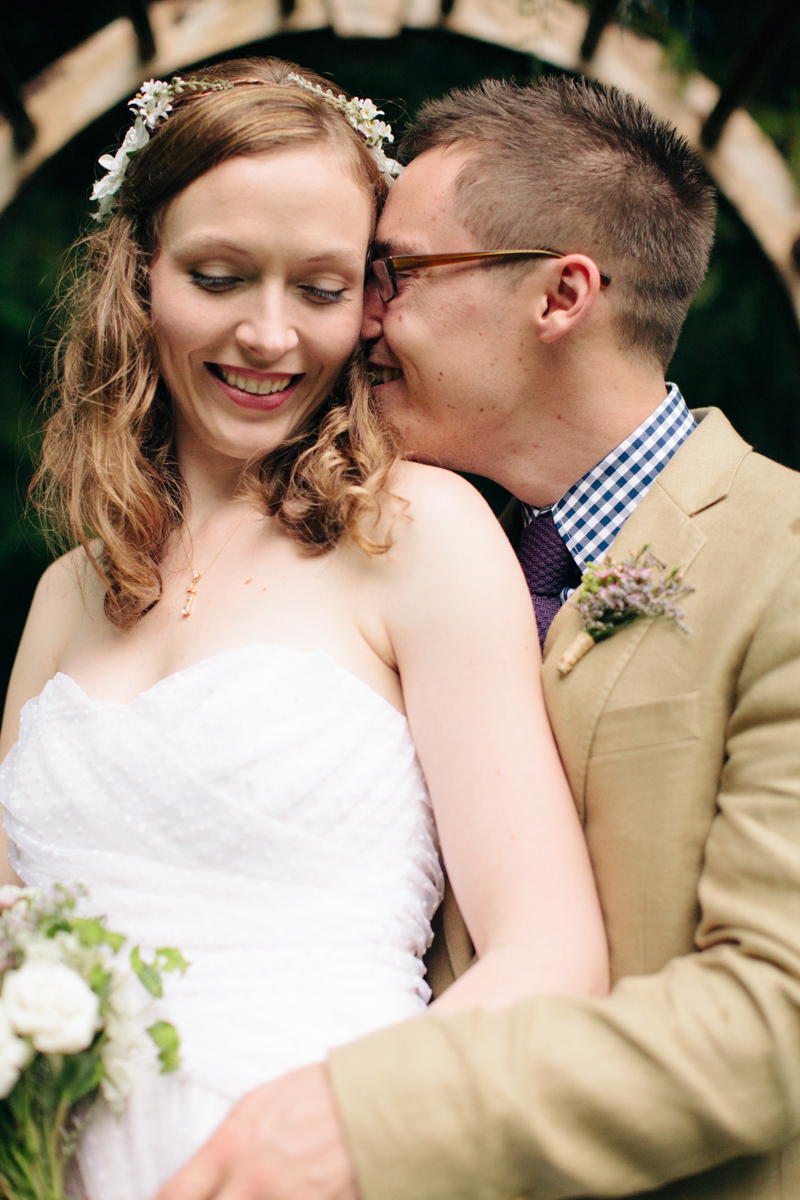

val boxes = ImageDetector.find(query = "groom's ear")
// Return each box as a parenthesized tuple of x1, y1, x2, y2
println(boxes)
(531, 255, 604, 344)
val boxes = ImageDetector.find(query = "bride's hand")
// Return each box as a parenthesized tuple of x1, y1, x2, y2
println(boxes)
(156, 1062, 359, 1200)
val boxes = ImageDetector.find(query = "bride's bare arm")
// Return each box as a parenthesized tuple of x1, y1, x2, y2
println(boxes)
(380, 463, 609, 1009)
(0, 551, 86, 886)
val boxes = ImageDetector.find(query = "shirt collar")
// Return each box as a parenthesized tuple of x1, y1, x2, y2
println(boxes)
(522, 384, 696, 575)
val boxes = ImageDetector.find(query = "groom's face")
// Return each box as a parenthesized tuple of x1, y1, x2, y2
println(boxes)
(364, 147, 538, 471)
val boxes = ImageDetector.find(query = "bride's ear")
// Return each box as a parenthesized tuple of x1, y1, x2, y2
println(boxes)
(531, 255, 604, 344)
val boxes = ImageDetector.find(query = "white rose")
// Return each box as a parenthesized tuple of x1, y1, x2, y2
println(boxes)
(3, 960, 100, 1054)
(100, 1039, 136, 1113)
(0, 1000, 29, 1098)
(18, 932, 63, 962)
(100, 975, 146, 1112)
(0, 884, 40, 910)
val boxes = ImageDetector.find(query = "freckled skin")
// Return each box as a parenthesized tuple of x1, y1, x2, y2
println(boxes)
(363, 146, 669, 506)
(361, 147, 547, 475)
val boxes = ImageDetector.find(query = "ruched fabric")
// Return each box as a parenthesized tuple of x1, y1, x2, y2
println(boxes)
(1, 645, 444, 1199)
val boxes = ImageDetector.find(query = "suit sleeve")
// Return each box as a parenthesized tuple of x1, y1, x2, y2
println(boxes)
(327, 553, 800, 1200)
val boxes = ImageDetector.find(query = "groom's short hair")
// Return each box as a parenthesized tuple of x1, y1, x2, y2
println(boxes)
(400, 75, 716, 369)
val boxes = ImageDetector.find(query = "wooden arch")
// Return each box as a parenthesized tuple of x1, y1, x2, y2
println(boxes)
(2, 0, 800, 322)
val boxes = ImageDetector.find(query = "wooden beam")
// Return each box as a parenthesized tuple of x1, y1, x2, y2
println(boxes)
(124, 0, 157, 62)
(0, 49, 35, 153)
(580, 0, 618, 64)
(701, 0, 800, 150)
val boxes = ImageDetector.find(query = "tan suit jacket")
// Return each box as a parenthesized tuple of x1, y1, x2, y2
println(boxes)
(329, 408, 800, 1200)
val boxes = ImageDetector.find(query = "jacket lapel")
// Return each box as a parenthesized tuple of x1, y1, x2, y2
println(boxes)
(539, 407, 751, 817)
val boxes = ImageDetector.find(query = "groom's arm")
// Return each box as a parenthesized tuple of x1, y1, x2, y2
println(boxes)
(327, 550, 800, 1200)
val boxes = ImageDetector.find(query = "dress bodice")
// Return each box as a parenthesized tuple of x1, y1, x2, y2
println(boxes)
(1, 645, 443, 1199)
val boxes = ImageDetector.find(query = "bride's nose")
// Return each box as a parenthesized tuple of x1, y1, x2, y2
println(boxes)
(235, 288, 299, 362)
(361, 277, 386, 340)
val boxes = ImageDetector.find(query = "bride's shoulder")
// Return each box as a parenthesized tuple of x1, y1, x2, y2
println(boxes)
(23, 545, 103, 658)
(34, 543, 102, 611)
(386, 461, 499, 530)
(371, 461, 523, 596)
(0, 546, 101, 757)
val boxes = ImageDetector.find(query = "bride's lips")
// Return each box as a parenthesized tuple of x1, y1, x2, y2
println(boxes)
(207, 363, 302, 411)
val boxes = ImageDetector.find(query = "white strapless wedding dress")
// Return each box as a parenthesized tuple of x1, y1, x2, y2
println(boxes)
(1, 645, 444, 1199)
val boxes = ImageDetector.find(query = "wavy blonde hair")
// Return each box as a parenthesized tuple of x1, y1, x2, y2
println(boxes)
(33, 57, 397, 629)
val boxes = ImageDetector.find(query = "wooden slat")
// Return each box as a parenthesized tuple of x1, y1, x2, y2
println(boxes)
(1, 0, 798, 329)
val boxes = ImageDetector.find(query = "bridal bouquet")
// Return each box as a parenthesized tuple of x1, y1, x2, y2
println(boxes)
(0, 883, 187, 1200)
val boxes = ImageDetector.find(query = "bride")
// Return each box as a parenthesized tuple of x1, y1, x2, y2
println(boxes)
(0, 57, 608, 1198)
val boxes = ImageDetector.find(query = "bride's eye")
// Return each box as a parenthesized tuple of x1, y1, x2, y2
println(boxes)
(190, 271, 242, 292)
(299, 284, 347, 304)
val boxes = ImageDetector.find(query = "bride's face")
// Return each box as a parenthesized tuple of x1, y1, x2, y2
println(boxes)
(149, 146, 373, 468)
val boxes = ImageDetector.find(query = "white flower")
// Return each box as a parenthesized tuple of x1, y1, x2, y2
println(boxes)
(353, 97, 380, 122)
(107, 968, 147, 1022)
(3, 959, 100, 1054)
(365, 119, 394, 148)
(95, 116, 150, 180)
(16, 933, 62, 962)
(100, 973, 146, 1112)
(90, 116, 151, 219)
(0, 885, 40, 910)
(369, 147, 403, 183)
(0, 1000, 29, 1099)
(131, 79, 174, 129)
(285, 72, 396, 153)
(100, 1046, 136, 1113)
(100, 1011, 140, 1112)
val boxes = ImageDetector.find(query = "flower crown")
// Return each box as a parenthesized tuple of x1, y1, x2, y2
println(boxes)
(285, 72, 402, 182)
(90, 73, 402, 220)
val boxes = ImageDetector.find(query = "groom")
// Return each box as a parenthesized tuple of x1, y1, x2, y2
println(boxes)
(162, 78, 800, 1200)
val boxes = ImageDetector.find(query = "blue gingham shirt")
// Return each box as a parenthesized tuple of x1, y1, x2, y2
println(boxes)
(522, 385, 696, 600)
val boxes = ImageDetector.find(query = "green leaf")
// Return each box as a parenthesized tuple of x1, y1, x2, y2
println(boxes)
(58, 1045, 104, 1105)
(89, 962, 112, 1008)
(73, 916, 125, 952)
(130, 946, 162, 998)
(42, 917, 71, 938)
(155, 947, 190, 975)
(146, 1021, 181, 1073)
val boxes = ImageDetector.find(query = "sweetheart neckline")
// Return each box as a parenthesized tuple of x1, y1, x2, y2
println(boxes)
(46, 645, 408, 723)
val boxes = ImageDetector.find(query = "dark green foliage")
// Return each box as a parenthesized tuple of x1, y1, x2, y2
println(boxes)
(0, 1048, 102, 1199)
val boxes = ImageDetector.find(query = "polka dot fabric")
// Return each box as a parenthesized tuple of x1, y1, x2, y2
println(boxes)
(1, 645, 443, 1200)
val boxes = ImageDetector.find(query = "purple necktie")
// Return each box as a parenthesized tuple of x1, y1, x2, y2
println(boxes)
(516, 511, 582, 648)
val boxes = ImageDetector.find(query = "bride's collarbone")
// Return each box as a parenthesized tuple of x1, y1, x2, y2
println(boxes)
(55, 527, 400, 707)
(58, 583, 400, 711)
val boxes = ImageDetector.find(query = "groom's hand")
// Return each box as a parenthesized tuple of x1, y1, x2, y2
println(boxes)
(156, 1062, 360, 1200)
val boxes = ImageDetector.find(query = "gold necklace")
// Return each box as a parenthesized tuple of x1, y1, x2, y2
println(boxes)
(180, 512, 251, 618)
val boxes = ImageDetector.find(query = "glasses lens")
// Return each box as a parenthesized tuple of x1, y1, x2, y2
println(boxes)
(370, 260, 394, 303)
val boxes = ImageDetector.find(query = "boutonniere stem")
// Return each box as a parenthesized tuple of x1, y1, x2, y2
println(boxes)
(557, 546, 694, 677)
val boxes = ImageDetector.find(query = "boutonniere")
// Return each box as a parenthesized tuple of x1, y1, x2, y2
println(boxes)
(557, 546, 694, 676)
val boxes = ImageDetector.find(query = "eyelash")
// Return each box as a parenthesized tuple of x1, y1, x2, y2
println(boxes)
(189, 274, 346, 304)
(299, 285, 347, 304)
(190, 272, 240, 292)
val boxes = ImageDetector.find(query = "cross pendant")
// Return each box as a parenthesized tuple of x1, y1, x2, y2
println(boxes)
(181, 571, 201, 618)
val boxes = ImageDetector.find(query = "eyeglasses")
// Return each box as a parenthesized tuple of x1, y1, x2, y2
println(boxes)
(369, 249, 612, 303)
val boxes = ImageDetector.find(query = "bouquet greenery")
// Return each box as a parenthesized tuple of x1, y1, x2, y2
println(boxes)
(0, 883, 187, 1200)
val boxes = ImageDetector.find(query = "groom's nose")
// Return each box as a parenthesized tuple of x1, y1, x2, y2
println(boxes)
(362, 279, 386, 340)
